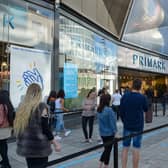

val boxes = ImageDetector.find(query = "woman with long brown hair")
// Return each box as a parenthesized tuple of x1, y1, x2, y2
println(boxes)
(14, 83, 61, 168)
(0, 90, 14, 168)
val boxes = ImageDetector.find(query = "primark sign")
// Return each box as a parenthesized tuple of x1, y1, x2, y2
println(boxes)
(133, 54, 166, 72)
(118, 47, 168, 74)
(3, 14, 15, 29)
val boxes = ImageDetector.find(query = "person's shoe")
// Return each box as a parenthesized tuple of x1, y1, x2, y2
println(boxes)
(98, 140, 103, 145)
(1, 164, 11, 168)
(55, 135, 62, 141)
(82, 139, 89, 143)
(88, 139, 93, 143)
(64, 130, 71, 137)
(52, 131, 57, 136)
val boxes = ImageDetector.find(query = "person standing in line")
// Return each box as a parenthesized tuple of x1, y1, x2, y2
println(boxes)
(144, 87, 154, 123)
(0, 90, 15, 168)
(14, 83, 61, 168)
(97, 94, 117, 168)
(97, 87, 111, 144)
(47, 90, 57, 130)
(47, 90, 57, 114)
(82, 89, 97, 143)
(120, 79, 148, 168)
(55, 89, 71, 140)
(111, 89, 122, 120)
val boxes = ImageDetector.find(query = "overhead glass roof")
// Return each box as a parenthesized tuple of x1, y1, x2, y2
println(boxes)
(122, 0, 168, 56)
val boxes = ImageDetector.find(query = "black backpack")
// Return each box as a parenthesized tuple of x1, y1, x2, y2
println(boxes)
(49, 101, 55, 113)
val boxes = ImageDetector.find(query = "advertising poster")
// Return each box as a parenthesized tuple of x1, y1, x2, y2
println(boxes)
(64, 63, 78, 98)
(10, 45, 51, 108)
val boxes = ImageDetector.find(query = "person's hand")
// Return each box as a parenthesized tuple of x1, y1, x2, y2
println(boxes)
(54, 143, 61, 152)
(52, 139, 61, 152)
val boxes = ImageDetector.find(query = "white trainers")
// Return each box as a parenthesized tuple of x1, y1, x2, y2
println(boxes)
(82, 139, 89, 143)
(64, 130, 71, 137)
(98, 141, 103, 145)
(55, 135, 62, 141)
(88, 139, 93, 143)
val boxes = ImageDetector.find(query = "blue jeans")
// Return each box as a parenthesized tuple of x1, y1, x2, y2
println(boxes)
(55, 113, 65, 132)
(123, 128, 142, 148)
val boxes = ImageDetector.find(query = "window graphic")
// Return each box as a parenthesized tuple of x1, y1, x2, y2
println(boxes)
(10, 45, 51, 108)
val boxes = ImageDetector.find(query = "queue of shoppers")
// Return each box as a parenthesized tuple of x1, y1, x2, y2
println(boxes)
(0, 79, 157, 168)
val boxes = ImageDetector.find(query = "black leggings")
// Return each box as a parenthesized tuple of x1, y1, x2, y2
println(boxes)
(26, 157, 48, 168)
(0, 139, 10, 166)
(82, 116, 94, 139)
(100, 135, 114, 165)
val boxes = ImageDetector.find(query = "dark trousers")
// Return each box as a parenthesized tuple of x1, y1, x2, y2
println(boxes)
(100, 135, 114, 165)
(112, 105, 120, 120)
(26, 157, 48, 168)
(82, 116, 94, 139)
(0, 139, 10, 167)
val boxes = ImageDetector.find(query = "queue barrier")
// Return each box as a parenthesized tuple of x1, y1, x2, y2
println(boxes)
(8, 108, 168, 167)
(47, 123, 168, 168)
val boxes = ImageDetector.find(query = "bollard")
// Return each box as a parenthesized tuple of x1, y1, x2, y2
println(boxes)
(113, 138, 118, 168)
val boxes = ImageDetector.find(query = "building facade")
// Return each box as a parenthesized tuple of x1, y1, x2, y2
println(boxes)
(0, 0, 168, 108)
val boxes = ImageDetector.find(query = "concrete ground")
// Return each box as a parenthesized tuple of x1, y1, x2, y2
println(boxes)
(4, 109, 168, 168)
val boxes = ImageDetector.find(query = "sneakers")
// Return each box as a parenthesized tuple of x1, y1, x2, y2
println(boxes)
(97, 139, 103, 144)
(64, 130, 71, 137)
(88, 139, 93, 143)
(82, 139, 89, 143)
(98, 141, 103, 145)
(55, 135, 62, 141)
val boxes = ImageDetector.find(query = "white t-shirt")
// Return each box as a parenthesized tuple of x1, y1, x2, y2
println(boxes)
(112, 93, 122, 106)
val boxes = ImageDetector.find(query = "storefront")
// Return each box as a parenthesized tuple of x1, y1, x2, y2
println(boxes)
(0, 0, 54, 107)
(118, 46, 168, 97)
(1, 0, 168, 108)
(59, 15, 118, 108)
(0, 0, 118, 108)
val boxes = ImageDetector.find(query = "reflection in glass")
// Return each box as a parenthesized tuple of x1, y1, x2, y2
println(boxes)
(59, 16, 118, 108)
(122, 0, 168, 56)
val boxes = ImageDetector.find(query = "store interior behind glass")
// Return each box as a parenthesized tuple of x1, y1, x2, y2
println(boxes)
(118, 67, 168, 97)
(0, 42, 10, 90)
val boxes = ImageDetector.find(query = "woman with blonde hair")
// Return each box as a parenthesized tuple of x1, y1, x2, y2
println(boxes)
(14, 83, 61, 168)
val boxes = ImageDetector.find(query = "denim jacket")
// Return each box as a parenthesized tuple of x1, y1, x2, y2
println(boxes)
(97, 106, 117, 136)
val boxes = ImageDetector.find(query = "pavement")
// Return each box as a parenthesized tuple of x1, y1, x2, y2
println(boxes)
(3, 109, 168, 168)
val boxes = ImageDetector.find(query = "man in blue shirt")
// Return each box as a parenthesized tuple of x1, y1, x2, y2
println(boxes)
(120, 79, 148, 168)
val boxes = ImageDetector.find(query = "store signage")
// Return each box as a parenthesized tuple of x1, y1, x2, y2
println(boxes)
(133, 54, 165, 71)
(3, 14, 15, 29)
(118, 46, 168, 74)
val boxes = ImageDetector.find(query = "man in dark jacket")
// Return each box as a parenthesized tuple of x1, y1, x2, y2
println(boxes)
(120, 79, 148, 168)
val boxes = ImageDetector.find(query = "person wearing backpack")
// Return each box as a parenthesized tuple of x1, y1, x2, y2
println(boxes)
(0, 90, 15, 168)
(47, 90, 57, 113)
(47, 90, 57, 130)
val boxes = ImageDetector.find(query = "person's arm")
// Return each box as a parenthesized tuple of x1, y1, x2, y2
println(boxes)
(111, 95, 114, 104)
(41, 117, 54, 140)
(51, 139, 61, 152)
(119, 96, 124, 122)
(109, 108, 117, 133)
(41, 109, 61, 152)
(60, 98, 68, 112)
